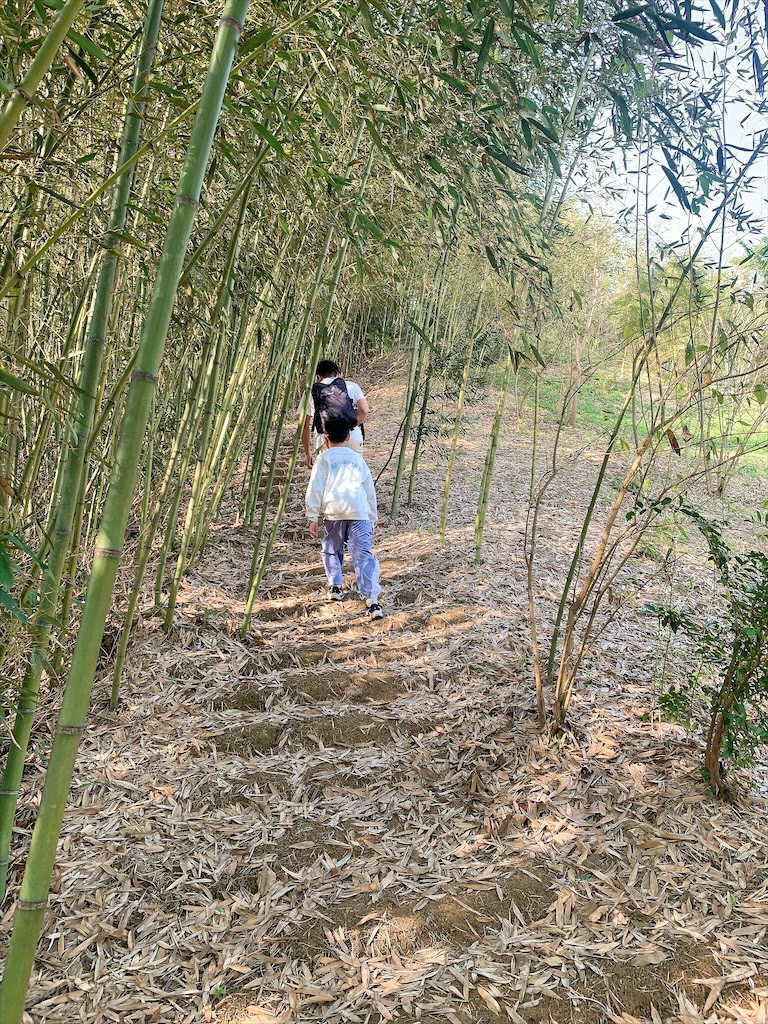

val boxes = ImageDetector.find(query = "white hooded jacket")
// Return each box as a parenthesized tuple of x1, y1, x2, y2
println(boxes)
(305, 446, 378, 523)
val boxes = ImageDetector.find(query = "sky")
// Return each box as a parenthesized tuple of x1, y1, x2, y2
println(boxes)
(584, 23, 768, 265)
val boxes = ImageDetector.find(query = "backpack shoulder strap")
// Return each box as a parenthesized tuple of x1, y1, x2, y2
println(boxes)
(311, 381, 324, 432)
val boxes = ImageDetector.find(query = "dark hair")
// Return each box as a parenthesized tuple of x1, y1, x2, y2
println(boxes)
(324, 415, 351, 444)
(316, 359, 340, 379)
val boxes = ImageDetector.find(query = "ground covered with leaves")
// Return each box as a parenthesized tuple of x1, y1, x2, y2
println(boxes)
(5, 368, 768, 1024)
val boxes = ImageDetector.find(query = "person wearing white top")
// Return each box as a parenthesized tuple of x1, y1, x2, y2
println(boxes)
(305, 415, 383, 619)
(299, 358, 369, 469)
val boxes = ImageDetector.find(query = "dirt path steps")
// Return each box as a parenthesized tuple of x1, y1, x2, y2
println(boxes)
(6, 372, 768, 1024)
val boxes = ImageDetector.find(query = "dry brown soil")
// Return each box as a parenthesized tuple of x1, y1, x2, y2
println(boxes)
(4, 362, 768, 1024)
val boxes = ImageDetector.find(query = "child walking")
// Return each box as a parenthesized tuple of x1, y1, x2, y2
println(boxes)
(305, 415, 383, 619)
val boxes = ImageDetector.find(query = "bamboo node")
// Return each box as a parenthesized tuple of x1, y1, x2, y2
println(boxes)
(131, 369, 158, 383)
(17, 899, 48, 911)
(219, 16, 244, 33)
(13, 85, 32, 102)
(175, 193, 199, 209)
(56, 725, 86, 736)
(0, 788, 19, 796)
(94, 546, 123, 559)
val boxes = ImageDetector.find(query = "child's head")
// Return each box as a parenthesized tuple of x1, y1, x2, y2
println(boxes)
(324, 415, 351, 446)
(316, 359, 340, 380)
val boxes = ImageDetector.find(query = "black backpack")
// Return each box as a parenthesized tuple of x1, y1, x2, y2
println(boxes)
(312, 378, 358, 434)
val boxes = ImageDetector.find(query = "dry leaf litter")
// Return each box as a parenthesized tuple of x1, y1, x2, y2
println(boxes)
(3, 362, 768, 1024)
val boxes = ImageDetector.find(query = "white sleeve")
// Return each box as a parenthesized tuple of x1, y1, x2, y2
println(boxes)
(297, 390, 314, 419)
(363, 466, 378, 523)
(305, 458, 326, 521)
(346, 381, 364, 405)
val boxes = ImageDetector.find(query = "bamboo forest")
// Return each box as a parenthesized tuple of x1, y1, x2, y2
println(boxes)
(2, 0, 768, 1021)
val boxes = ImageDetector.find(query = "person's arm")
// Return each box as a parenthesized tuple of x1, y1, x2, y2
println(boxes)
(302, 414, 313, 468)
(305, 457, 325, 533)
(355, 395, 369, 425)
(363, 467, 378, 525)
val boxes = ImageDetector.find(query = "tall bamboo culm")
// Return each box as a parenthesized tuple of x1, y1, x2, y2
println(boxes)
(440, 287, 484, 541)
(474, 351, 512, 562)
(0, 0, 88, 155)
(0, 0, 166, 906)
(0, 2, 250, 1015)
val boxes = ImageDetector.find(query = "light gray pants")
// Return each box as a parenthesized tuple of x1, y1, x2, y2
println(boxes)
(321, 519, 381, 601)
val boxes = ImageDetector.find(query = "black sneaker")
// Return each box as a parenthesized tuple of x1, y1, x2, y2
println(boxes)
(366, 601, 384, 620)
(328, 585, 343, 601)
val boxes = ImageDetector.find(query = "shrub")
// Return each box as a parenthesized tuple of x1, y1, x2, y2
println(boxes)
(655, 509, 768, 798)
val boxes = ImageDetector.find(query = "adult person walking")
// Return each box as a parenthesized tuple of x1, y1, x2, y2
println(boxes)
(300, 359, 369, 468)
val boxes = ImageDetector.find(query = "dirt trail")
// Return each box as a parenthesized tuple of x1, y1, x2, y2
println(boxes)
(6, 366, 768, 1024)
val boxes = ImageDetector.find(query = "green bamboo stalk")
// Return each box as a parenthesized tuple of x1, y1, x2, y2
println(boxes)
(155, 221, 293, 607)
(241, 286, 298, 524)
(407, 353, 433, 505)
(163, 182, 252, 626)
(0, 0, 331, 304)
(407, 271, 460, 505)
(241, 372, 297, 634)
(390, 292, 426, 517)
(0, 4, 249, 1014)
(196, 242, 304, 548)
(0, 0, 165, 907)
(244, 358, 282, 523)
(392, 253, 448, 516)
(109, 396, 155, 709)
(0, 0, 87, 155)
(16, 260, 97, 516)
(440, 288, 483, 541)
(240, 120, 375, 631)
(113, 310, 225, 690)
(524, 371, 547, 729)
(474, 352, 512, 563)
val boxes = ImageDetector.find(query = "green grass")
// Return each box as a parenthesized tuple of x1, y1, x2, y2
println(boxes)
(517, 369, 633, 439)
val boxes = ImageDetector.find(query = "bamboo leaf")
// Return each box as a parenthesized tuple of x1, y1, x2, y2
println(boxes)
(0, 550, 14, 591)
(0, 366, 39, 396)
(547, 146, 562, 176)
(436, 71, 474, 96)
(487, 146, 526, 174)
(661, 164, 691, 211)
(6, 534, 51, 575)
(708, 0, 725, 27)
(65, 45, 100, 85)
(66, 29, 108, 62)
(529, 344, 546, 367)
(611, 5, 648, 20)
(476, 18, 495, 82)
(365, 0, 397, 24)
(658, 11, 720, 41)
(754, 382, 767, 404)
(527, 116, 559, 143)
(0, 589, 27, 624)
(238, 24, 273, 57)
(616, 20, 654, 41)
(251, 122, 285, 157)
(366, 118, 407, 175)
(425, 154, 448, 175)
(317, 95, 340, 130)
(485, 245, 498, 271)
(609, 89, 633, 138)
(753, 51, 765, 94)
